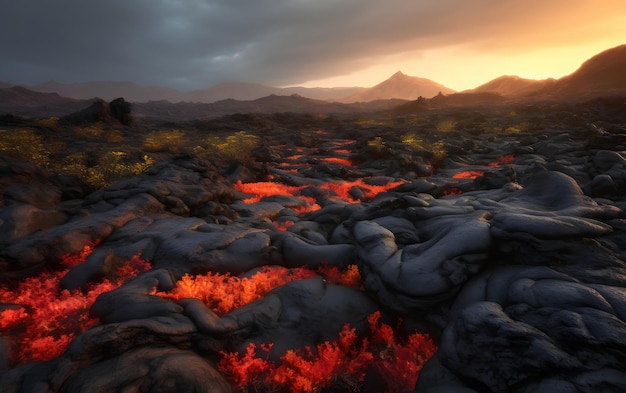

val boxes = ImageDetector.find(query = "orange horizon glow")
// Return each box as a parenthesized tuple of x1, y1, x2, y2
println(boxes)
(293, 39, 625, 92)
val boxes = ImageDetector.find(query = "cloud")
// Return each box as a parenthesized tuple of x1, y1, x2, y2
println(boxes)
(0, 0, 624, 89)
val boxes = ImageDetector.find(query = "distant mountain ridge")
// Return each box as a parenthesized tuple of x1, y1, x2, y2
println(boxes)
(2, 44, 625, 108)
(337, 71, 455, 102)
(19, 80, 368, 104)
(5, 72, 451, 104)
(469, 44, 626, 99)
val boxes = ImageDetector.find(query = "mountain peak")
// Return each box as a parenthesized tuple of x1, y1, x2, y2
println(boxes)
(391, 71, 406, 79)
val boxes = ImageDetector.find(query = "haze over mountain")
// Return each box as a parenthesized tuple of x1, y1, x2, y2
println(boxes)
(26, 80, 366, 104)
(335, 71, 455, 103)
(470, 44, 626, 99)
(1, 44, 625, 118)
(9, 73, 445, 104)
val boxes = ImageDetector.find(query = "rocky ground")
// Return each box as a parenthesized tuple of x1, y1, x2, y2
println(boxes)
(1, 98, 626, 392)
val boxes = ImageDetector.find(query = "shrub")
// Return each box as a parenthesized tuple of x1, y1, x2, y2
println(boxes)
(143, 130, 186, 153)
(194, 131, 259, 163)
(56, 151, 153, 189)
(436, 119, 456, 132)
(0, 128, 49, 166)
(402, 133, 447, 163)
(36, 117, 59, 129)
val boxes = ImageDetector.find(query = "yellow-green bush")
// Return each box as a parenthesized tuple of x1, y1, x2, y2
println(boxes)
(57, 151, 153, 189)
(0, 128, 49, 166)
(402, 133, 447, 163)
(435, 119, 456, 133)
(194, 131, 259, 163)
(36, 117, 59, 129)
(143, 130, 186, 153)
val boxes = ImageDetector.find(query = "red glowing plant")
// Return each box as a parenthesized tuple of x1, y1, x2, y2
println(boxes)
(218, 311, 437, 393)
(0, 243, 151, 365)
(157, 264, 361, 316)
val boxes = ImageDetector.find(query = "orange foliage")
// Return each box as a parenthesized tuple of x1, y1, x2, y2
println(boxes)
(158, 266, 317, 315)
(59, 240, 101, 268)
(317, 263, 362, 288)
(0, 243, 151, 365)
(157, 264, 361, 316)
(367, 311, 437, 391)
(218, 311, 437, 393)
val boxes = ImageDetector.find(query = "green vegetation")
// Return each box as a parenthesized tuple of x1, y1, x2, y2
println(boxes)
(0, 128, 50, 166)
(435, 119, 456, 133)
(194, 131, 259, 163)
(402, 133, 447, 163)
(143, 130, 186, 153)
(0, 127, 153, 189)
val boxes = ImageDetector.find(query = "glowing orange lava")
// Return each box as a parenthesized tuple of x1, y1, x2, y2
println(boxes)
(218, 310, 436, 393)
(0, 244, 151, 365)
(157, 264, 361, 316)
(273, 219, 295, 232)
(488, 154, 515, 166)
(452, 170, 484, 179)
(320, 157, 353, 166)
(159, 264, 436, 391)
(234, 179, 405, 212)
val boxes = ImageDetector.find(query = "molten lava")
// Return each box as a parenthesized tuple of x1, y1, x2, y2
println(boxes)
(218, 311, 436, 393)
(157, 264, 435, 392)
(0, 243, 150, 365)
(157, 264, 361, 316)
(452, 170, 485, 179)
(320, 157, 353, 166)
(234, 178, 405, 211)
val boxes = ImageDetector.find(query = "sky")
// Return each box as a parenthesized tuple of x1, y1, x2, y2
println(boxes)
(0, 0, 624, 92)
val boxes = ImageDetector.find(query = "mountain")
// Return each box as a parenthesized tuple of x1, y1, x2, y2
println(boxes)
(337, 71, 455, 103)
(133, 94, 406, 121)
(25, 80, 366, 104)
(470, 44, 626, 100)
(468, 75, 554, 97)
(0, 86, 87, 116)
(31, 80, 185, 103)
(547, 44, 626, 98)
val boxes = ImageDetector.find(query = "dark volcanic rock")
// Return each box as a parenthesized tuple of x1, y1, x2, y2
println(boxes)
(61, 97, 132, 125)
(1, 123, 626, 393)
(219, 277, 381, 361)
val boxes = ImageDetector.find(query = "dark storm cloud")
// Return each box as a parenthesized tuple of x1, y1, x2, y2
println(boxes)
(0, 0, 620, 89)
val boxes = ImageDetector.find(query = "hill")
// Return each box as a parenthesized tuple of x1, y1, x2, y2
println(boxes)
(337, 71, 455, 103)
(31, 80, 185, 103)
(0, 86, 88, 117)
(471, 44, 626, 100)
(467, 75, 554, 97)
(548, 44, 626, 99)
